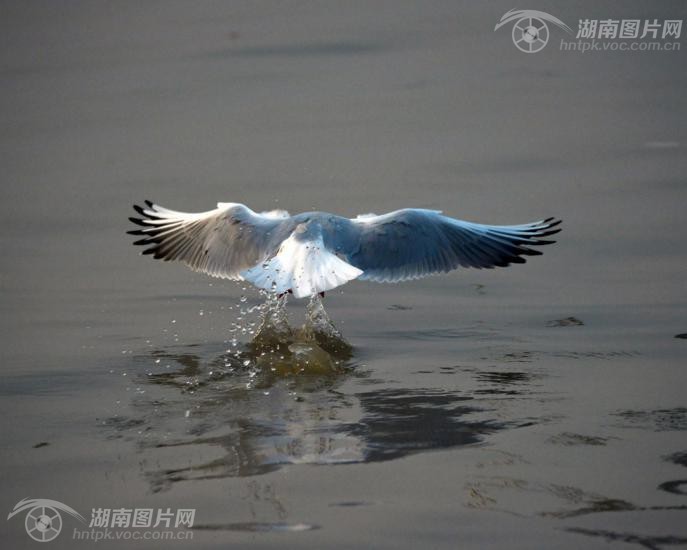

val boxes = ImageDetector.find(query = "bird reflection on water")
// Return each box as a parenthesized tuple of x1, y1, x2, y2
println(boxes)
(112, 295, 502, 492)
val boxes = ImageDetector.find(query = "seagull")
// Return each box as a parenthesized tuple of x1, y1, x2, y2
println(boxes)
(128, 201, 561, 299)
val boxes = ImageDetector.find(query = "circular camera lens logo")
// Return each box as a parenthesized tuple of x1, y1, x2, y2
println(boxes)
(495, 9, 573, 53)
(25, 506, 63, 542)
(8, 498, 86, 543)
(512, 16, 549, 53)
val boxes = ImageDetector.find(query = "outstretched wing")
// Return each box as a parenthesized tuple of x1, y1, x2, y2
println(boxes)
(340, 209, 561, 283)
(128, 201, 295, 279)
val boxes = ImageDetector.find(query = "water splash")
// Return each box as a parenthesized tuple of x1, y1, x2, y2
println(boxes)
(302, 294, 352, 356)
(246, 291, 352, 376)
(250, 292, 293, 351)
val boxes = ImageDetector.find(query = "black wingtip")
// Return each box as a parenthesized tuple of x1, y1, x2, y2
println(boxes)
(538, 227, 562, 238)
(133, 203, 162, 220)
(144, 199, 154, 208)
(129, 216, 150, 226)
(133, 237, 160, 246)
(519, 247, 543, 256)
(531, 218, 562, 240)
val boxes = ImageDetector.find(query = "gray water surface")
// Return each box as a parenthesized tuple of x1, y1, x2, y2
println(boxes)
(1, 1, 686, 548)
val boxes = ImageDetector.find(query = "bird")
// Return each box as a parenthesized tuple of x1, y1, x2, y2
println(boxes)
(128, 201, 561, 299)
